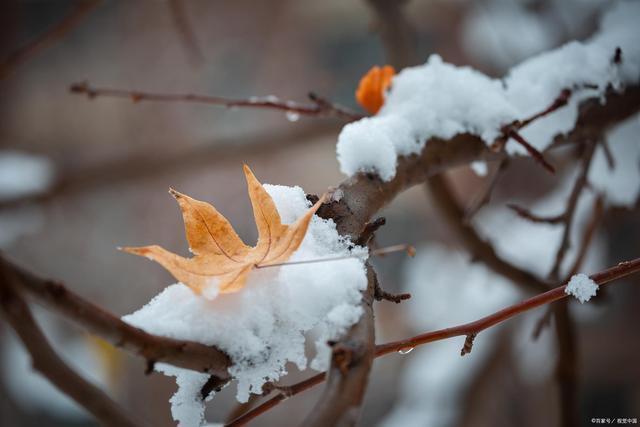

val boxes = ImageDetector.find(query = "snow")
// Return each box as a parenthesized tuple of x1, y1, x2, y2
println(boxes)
(0, 150, 53, 200)
(0, 150, 53, 248)
(470, 161, 488, 177)
(565, 273, 599, 303)
(337, 1, 640, 181)
(123, 184, 368, 427)
(588, 114, 640, 207)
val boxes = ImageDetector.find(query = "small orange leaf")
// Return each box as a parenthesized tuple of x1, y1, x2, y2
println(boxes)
(122, 165, 325, 296)
(355, 65, 395, 114)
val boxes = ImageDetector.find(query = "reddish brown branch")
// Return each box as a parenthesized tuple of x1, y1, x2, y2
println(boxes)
(507, 129, 556, 173)
(506, 203, 566, 224)
(0, 271, 142, 427)
(69, 81, 364, 121)
(226, 373, 325, 427)
(0, 0, 100, 80)
(374, 257, 640, 355)
(227, 258, 640, 426)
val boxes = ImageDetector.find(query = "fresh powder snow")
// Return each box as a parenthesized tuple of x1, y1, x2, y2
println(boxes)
(337, 1, 640, 181)
(565, 273, 599, 303)
(123, 184, 368, 427)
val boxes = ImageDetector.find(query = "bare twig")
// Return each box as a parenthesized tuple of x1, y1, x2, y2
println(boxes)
(0, 0, 100, 80)
(460, 333, 477, 356)
(506, 129, 556, 174)
(168, 0, 204, 66)
(427, 173, 550, 294)
(0, 268, 142, 427)
(228, 258, 640, 426)
(566, 195, 605, 278)
(506, 203, 566, 224)
(549, 140, 599, 280)
(464, 158, 508, 221)
(69, 81, 364, 121)
(375, 258, 640, 355)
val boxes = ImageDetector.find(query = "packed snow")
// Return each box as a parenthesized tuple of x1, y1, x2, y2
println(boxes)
(123, 184, 368, 426)
(337, 1, 640, 181)
(565, 273, 599, 303)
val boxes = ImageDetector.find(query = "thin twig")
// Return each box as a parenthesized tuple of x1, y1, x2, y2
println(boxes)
(227, 258, 640, 426)
(0, 0, 100, 80)
(427, 174, 550, 294)
(69, 81, 364, 121)
(549, 140, 599, 280)
(506, 203, 566, 224)
(168, 0, 204, 66)
(464, 158, 508, 221)
(566, 195, 605, 278)
(375, 257, 640, 355)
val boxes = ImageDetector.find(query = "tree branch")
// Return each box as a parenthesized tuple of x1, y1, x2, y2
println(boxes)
(0, 266, 142, 427)
(0, 255, 232, 381)
(69, 81, 364, 121)
(228, 257, 640, 425)
(426, 173, 550, 294)
(0, 0, 100, 80)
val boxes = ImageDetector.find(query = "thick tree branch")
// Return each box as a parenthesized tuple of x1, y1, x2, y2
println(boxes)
(0, 268, 142, 427)
(0, 255, 232, 381)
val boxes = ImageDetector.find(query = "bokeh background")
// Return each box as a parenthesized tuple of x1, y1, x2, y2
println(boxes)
(1, 1, 638, 426)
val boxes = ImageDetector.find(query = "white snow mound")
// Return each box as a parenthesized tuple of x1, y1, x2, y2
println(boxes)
(123, 184, 368, 426)
(337, 1, 640, 181)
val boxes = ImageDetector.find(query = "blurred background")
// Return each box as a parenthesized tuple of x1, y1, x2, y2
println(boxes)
(1, 1, 638, 426)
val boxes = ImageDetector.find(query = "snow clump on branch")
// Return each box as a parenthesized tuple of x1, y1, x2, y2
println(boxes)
(123, 184, 368, 427)
(337, 1, 640, 181)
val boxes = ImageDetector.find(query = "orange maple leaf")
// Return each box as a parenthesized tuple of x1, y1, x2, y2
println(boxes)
(121, 165, 325, 296)
(355, 65, 396, 114)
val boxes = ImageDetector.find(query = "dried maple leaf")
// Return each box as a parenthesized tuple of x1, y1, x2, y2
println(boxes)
(355, 65, 395, 114)
(122, 165, 325, 296)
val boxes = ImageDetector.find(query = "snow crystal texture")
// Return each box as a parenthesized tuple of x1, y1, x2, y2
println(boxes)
(565, 273, 599, 303)
(337, 1, 640, 181)
(123, 184, 368, 427)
